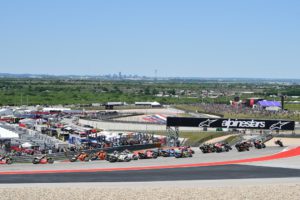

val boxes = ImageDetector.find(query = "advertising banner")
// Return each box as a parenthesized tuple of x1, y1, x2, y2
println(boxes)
(166, 117, 295, 130)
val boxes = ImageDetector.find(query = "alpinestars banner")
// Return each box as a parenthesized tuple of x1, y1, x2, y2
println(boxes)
(166, 117, 295, 130)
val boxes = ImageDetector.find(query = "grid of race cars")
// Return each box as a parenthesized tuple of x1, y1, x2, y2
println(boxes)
(0, 138, 284, 165)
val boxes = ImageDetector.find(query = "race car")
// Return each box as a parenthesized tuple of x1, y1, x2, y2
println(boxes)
(235, 142, 251, 152)
(106, 151, 131, 162)
(32, 155, 54, 164)
(0, 155, 13, 165)
(136, 150, 158, 159)
(253, 140, 266, 149)
(274, 139, 284, 147)
(122, 149, 138, 160)
(151, 148, 165, 157)
(159, 148, 176, 157)
(90, 150, 107, 161)
(214, 142, 232, 153)
(70, 152, 90, 162)
(174, 149, 193, 158)
(178, 146, 195, 154)
(199, 144, 216, 153)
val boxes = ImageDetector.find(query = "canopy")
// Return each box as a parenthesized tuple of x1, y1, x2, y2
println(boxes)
(64, 127, 72, 131)
(21, 142, 32, 148)
(0, 127, 19, 139)
(257, 100, 281, 107)
(266, 106, 281, 111)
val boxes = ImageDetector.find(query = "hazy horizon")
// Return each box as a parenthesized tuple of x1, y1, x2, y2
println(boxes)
(1, 72, 300, 81)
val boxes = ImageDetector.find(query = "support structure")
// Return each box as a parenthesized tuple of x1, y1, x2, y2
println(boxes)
(166, 126, 179, 147)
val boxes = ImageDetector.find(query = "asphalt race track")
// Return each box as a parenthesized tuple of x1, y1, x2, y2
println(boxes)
(1, 164, 300, 183)
(1, 146, 299, 184)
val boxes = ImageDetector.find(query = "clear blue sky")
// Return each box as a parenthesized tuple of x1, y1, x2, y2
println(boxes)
(0, 0, 299, 78)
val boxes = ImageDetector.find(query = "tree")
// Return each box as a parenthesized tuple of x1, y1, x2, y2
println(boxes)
(151, 88, 159, 95)
(167, 89, 176, 95)
(144, 87, 150, 95)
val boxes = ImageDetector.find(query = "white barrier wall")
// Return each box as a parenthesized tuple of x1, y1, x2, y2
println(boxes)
(79, 119, 201, 131)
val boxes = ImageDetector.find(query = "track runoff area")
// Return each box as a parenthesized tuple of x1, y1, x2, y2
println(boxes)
(0, 117, 299, 184)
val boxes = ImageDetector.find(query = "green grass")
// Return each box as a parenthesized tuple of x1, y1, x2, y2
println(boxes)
(174, 105, 205, 113)
(177, 113, 193, 117)
(181, 132, 227, 146)
(173, 104, 223, 117)
(285, 104, 300, 111)
(174, 104, 300, 122)
(223, 135, 241, 145)
(153, 131, 229, 147)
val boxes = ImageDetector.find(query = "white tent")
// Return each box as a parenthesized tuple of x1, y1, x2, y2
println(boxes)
(151, 102, 161, 107)
(0, 108, 13, 116)
(64, 127, 73, 131)
(42, 107, 71, 112)
(19, 118, 36, 125)
(21, 142, 32, 148)
(265, 106, 281, 111)
(0, 127, 19, 139)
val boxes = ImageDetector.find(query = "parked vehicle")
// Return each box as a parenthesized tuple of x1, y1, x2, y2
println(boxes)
(0, 155, 13, 165)
(32, 155, 54, 164)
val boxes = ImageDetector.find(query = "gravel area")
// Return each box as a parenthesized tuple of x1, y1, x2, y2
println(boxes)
(0, 183, 299, 200)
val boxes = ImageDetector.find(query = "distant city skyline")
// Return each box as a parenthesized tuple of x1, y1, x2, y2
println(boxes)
(1, 1, 300, 79)
(1, 72, 300, 83)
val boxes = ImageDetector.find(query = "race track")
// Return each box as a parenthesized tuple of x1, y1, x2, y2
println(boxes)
(1, 165, 300, 183)
(1, 146, 300, 183)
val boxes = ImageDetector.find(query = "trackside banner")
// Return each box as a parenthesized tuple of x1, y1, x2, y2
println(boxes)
(166, 117, 295, 130)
